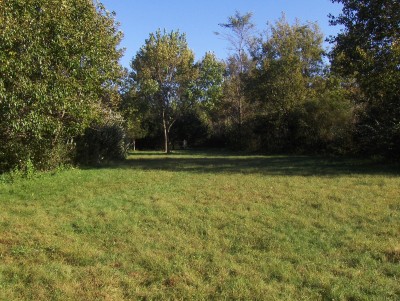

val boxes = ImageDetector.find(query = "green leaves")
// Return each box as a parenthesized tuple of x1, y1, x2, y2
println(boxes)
(130, 30, 197, 152)
(0, 0, 124, 171)
(330, 0, 400, 158)
(251, 17, 325, 114)
(195, 53, 225, 110)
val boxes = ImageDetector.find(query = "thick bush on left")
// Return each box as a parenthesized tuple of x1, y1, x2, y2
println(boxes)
(0, 0, 124, 172)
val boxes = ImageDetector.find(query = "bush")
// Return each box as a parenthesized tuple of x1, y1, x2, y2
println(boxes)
(75, 123, 127, 165)
(0, 0, 123, 171)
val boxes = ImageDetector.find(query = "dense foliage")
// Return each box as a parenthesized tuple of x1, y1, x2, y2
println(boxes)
(216, 12, 256, 148)
(1, 1, 398, 168)
(121, 13, 362, 155)
(0, 0, 123, 171)
(129, 30, 197, 153)
(75, 120, 127, 165)
(329, 0, 400, 159)
(122, 6, 395, 158)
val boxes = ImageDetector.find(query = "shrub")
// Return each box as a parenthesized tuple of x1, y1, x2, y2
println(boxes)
(75, 123, 127, 165)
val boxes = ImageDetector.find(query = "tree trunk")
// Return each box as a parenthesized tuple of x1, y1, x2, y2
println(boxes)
(162, 110, 170, 153)
(163, 125, 169, 153)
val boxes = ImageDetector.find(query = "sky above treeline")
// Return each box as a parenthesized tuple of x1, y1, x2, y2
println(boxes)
(100, 0, 344, 68)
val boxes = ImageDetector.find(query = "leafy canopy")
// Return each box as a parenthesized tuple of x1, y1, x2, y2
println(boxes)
(130, 30, 197, 152)
(329, 0, 400, 157)
(0, 0, 124, 170)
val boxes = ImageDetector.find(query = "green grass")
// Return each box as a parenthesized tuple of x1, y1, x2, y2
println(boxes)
(0, 150, 399, 300)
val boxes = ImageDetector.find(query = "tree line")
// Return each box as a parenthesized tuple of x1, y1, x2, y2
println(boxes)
(1, 0, 399, 172)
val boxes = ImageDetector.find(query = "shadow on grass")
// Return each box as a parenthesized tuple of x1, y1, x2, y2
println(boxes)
(88, 150, 400, 177)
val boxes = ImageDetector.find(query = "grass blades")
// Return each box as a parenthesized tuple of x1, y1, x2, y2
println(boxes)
(0, 151, 399, 300)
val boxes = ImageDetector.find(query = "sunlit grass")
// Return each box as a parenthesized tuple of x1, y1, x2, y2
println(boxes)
(1, 151, 399, 300)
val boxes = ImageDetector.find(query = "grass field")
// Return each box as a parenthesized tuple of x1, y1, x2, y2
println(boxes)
(0, 150, 399, 300)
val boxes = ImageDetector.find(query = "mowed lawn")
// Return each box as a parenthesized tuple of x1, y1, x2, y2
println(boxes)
(0, 151, 399, 300)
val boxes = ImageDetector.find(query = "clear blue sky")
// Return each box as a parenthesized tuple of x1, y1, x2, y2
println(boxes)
(100, 0, 343, 68)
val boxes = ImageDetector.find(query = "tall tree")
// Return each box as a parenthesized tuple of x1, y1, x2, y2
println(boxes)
(0, 0, 124, 171)
(169, 52, 226, 147)
(216, 12, 256, 146)
(248, 16, 326, 150)
(329, 0, 400, 158)
(194, 52, 225, 132)
(119, 73, 148, 151)
(195, 52, 225, 111)
(130, 30, 197, 153)
(216, 11, 255, 74)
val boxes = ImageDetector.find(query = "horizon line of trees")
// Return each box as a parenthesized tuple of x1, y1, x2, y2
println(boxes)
(1, 0, 399, 173)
